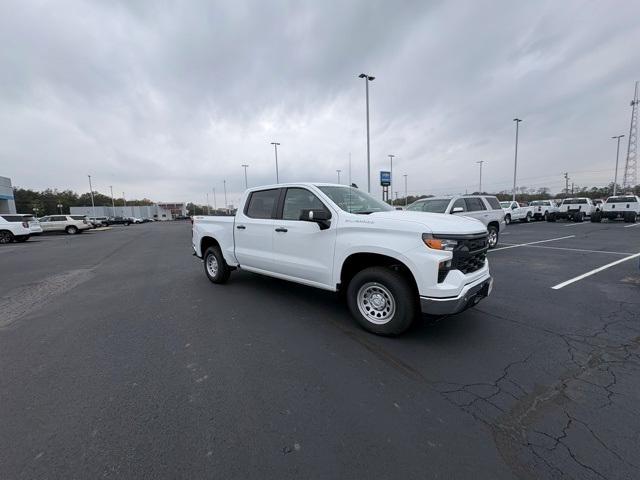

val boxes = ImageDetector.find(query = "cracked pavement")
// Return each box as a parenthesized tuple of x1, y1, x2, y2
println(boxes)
(0, 220, 639, 479)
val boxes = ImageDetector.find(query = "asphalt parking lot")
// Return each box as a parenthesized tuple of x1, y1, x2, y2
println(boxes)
(1, 220, 639, 479)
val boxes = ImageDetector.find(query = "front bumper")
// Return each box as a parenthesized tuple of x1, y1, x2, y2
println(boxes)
(420, 276, 492, 315)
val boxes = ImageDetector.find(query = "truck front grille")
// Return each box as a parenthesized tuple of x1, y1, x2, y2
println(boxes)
(436, 233, 488, 283)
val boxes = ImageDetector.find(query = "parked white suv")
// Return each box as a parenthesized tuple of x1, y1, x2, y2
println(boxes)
(406, 195, 504, 248)
(591, 195, 640, 223)
(0, 214, 42, 243)
(38, 215, 91, 234)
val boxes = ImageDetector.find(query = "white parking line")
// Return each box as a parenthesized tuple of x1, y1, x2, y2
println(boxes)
(551, 252, 640, 289)
(497, 243, 633, 256)
(490, 235, 575, 252)
(624, 223, 640, 228)
(562, 222, 588, 227)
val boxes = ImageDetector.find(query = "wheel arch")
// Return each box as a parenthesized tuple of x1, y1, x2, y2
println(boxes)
(339, 252, 419, 295)
(200, 236, 221, 257)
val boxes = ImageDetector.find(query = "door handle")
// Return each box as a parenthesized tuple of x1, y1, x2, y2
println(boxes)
(236, 225, 246, 230)
(275, 227, 288, 233)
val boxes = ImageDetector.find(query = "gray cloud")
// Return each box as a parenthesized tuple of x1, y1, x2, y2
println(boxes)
(1, 0, 639, 206)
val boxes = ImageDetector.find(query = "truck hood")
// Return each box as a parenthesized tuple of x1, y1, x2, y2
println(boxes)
(367, 210, 487, 234)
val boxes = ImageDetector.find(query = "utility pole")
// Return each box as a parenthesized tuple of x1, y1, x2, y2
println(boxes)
(388, 154, 395, 203)
(206, 193, 210, 215)
(109, 185, 115, 217)
(213, 188, 217, 211)
(564, 172, 569, 195)
(512, 118, 522, 202)
(612, 135, 625, 196)
(223, 180, 228, 209)
(358, 73, 375, 192)
(270, 142, 280, 183)
(241, 164, 249, 189)
(336, 169, 341, 184)
(88, 175, 96, 220)
(348, 152, 352, 187)
(403, 174, 408, 206)
(476, 160, 484, 193)
(571, 183, 574, 195)
(623, 81, 638, 189)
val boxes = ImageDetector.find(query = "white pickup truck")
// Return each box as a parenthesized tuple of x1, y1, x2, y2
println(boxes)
(528, 200, 558, 221)
(591, 195, 640, 223)
(192, 183, 493, 335)
(500, 201, 534, 224)
(549, 197, 595, 222)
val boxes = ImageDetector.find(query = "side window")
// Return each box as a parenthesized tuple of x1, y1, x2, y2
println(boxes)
(282, 188, 328, 220)
(465, 197, 486, 212)
(451, 198, 466, 212)
(51, 216, 66, 221)
(245, 189, 280, 219)
(484, 197, 501, 210)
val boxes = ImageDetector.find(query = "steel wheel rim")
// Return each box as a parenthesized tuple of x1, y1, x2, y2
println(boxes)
(206, 253, 219, 278)
(357, 282, 396, 325)
(488, 230, 498, 247)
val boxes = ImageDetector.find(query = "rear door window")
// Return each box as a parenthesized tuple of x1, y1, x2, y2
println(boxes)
(51, 215, 67, 221)
(484, 197, 501, 210)
(245, 189, 280, 219)
(465, 197, 486, 212)
(1, 215, 24, 222)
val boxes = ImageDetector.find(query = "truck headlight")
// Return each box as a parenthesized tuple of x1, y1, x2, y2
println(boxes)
(422, 234, 458, 251)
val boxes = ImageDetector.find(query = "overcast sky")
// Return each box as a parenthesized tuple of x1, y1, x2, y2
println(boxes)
(1, 0, 639, 206)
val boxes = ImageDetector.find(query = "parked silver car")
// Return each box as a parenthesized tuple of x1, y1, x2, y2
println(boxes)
(38, 215, 91, 234)
(406, 195, 505, 248)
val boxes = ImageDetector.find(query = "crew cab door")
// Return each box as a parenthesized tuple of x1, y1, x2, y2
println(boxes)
(270, 187, 337, 287)
(233, 188, 280, 271)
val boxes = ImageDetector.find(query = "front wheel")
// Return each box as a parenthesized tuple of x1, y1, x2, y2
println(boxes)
(347, 267, 418, 336)
(66, 225, 78, 235)
(487, 225, 499, 249)
(504, 214, 511, 225)
(523, 213, 531, 223)
(204, 246, 230, 284)
(547, 213, 557, 222)
(543, 212, 549, 221)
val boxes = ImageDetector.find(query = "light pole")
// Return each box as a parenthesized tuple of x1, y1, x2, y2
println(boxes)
(213, 188, 217, 211)
(611, 135, 625, 196)
(512, 118, 522, 202)
(359, 73, 375, 192)
(122, 192, 126, 217)
(271, 142, 280, 183)
(206, 193, 210, 215)
(241, 164, 249, 189)
(476, 160, 484, 193)
(109, 185, 116, 217)
(57, 203, 63, 214)
(223, 180, 228, 209)
(88, 175, 96, 220)
(403, 174, 408, 206)
(388, 154, 395, 204)
(336, 169, 342, 184)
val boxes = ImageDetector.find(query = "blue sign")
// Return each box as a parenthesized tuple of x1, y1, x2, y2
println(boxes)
(380, 171, 391, 186)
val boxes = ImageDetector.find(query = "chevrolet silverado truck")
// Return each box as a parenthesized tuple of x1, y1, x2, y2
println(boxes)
(528, 200, 558, 221)
(590, 195, 640, 223)
(500, 201, 534, 224)
(192, 183, 492, 336)
(549, 197, 595, 222)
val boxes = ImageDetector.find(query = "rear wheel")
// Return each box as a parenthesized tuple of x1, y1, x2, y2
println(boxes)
(590, 212, 602, 223)
(575, 212, 584, 223)
(487, 225, 499, 249)
(347, 267, 418, 336)
(504, 214, 511, 225)
(66, 225, 78, 235)
(543, 212, 549, 221)
(204, 246, 230, 284)
(0, 230, 14, 244)
(547, 213, 557, 222)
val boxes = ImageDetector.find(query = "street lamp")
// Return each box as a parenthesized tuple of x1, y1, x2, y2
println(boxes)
(109, 185, 116, 217)
(57, 203, 63, 214)
(271, 142, 280, 183)
(336, 169, 341, 184)
(403, 174, 408, 206)
(358, 73, 375, 192)
(611, 135, 625, 196)
(476, 160, 484, 193)
(223, 180, 228, 209)
(88, 175, 96, 220)
(241, 164, 249, 189)
(388, 154, 395, 204)
(512, 118, 523, 202)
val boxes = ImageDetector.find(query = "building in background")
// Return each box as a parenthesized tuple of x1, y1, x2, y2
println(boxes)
(70, 204, 174, 220)
(0, 176, 17, 214)
(157, 203, 187, 218)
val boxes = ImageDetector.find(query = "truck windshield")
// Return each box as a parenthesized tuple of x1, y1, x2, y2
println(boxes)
(318, 186, 393, 214)
(406, 199, 450, 213)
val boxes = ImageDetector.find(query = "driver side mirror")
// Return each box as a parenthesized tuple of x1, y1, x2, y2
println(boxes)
(300, 209, 331, 230)
(451, 207, 464, 214)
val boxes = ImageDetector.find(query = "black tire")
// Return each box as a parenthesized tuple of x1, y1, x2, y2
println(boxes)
(14, 235, 30, 242)
(124, 222, 130, 226)
(66, 225, 78, 235)
(203, 246, 230, 284)
(504, 214, 511, 225)
(523, 213, 531, 223)
(0, 230, 15, 244)
(346, 266, 418, 336)
(487, 225, 499, 249)
(575, 212, 584, 223)
(547, 213, 557, 222)
(543, 212, 549, 221)
(590, 212, 602, 223)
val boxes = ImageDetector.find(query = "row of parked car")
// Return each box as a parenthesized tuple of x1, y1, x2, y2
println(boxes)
(493, 195, 640, 224)
(0, 214, 154, 244)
